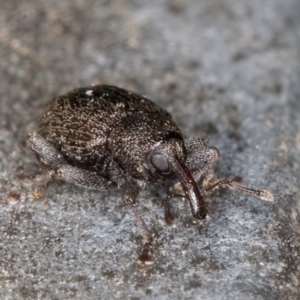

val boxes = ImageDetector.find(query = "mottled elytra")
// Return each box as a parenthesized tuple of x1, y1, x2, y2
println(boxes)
(27, 84, 273, 263)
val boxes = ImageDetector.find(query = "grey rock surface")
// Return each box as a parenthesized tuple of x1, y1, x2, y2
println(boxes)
(0, 0, 299, 299)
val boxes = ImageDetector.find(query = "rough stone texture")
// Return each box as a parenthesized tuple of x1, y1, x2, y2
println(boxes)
(0, 0, 299, 299)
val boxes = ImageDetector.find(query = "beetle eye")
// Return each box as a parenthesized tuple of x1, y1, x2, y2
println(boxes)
(150, 154, 169, 172)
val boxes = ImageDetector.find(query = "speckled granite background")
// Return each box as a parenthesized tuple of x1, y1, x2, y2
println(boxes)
(0, 0, 300, 299)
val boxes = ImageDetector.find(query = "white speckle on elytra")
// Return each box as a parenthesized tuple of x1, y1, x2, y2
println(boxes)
(86, 90, 93, 96)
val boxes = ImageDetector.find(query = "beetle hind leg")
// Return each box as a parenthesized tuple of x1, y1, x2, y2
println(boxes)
(27, 133, 113, 199)
(32, 171, 54, 200)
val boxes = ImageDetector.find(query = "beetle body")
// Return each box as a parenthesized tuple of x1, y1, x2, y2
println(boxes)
(27, 84, 272, 263)
(37, 85, 182, 181)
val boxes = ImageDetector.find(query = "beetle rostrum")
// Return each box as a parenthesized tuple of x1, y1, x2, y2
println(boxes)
(27, 84, 273, 263)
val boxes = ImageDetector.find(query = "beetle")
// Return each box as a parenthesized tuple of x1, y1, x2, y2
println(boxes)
(27, 84, 273, 263)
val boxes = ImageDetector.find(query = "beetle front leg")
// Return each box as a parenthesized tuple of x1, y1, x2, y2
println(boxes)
(122, 180, 154, 264)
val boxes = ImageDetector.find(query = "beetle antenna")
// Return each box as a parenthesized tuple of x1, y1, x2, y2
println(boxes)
(202, 178, 274, 201)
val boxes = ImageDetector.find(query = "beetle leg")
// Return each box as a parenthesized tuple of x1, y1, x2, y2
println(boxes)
(27, 133, 65, 199)
(27, 133, 113, 199)
(33, 171, 54, 200)
(27, 133, 67, 170)
(122, 180, 154, 264)
(54, 165, 113, 189)
(164, 191, 185, 225)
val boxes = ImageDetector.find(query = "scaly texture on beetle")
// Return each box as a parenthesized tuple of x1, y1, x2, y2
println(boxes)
(27, 84, 273, 263)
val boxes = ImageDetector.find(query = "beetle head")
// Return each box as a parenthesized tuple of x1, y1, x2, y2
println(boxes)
(145, 138, 207, 219)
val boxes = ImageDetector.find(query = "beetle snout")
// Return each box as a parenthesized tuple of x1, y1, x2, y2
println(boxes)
(167, 153, 207, 219)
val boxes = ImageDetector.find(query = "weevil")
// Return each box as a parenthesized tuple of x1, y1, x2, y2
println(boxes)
(27, 84, 273, 263)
